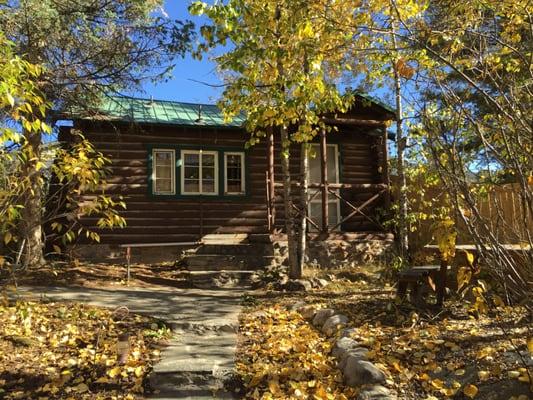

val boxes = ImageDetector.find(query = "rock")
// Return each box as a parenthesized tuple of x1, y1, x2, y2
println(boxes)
(357, 385, 396, 400)
(299, 305, 318, 319)
(285, 279, 312, 292)
(322, 314, 349, 336)
(338, 348, 369, 370)
(343, 358, 386, 387)
(332, 337, 361, 359)
(289, 301, 306, 312)
(312, 308, 335, 327)
(310, 277, 329, 289)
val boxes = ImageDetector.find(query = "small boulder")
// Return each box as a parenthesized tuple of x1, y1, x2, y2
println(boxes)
(343, 358, 386, 387)
(332, 337, 360, 358)
(312, 308, 335, 327)
(357, 385, 396, 400)
(299, 305, 319, 319)
(338, 348, 369, 370)
(322, 314, 349, 336)
(289, 301, 306, 312)
(285, 279, 312, 292)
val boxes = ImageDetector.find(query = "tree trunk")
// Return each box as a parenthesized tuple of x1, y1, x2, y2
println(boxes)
(280, 127, 299, 279)
(390, 8, 409, 258)
(20, 129, 45, 268)
(296, 142, 309, 277)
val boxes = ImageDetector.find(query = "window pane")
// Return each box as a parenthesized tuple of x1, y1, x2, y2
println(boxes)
(156, 152, 172, 165)
(184, 166, 199, 180)
(202, 154, 215, 167)
(202, 180, 215, 193)
(227, 181, 242, 193)
(202, 166, 215, 180)
(155, 179, 172, 193)
(227, 154, 241, 167)
(184, 179, 199, 192)
(156, 166, 172, 179)
(184, 153, 199, 166)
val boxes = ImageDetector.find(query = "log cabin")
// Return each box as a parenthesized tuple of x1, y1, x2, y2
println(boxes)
(56, 94, 395, 266)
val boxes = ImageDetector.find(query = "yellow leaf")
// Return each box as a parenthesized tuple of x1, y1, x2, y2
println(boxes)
(464, 251, 475, 267)
(457, 267, 472, 291)
(454, 369, 465, 376)
(134, 366, 143, 378)
(53, 245, 62, 254)
(74, 383, 89, 393)
(493, 295, 505, 307)
(477, 370, 490, 381)
(6, 93, 14, 107)
(508, 370, 520, 378)
(4, 231, 12, 245)
(430, 379, 444, 389)
(107, 366, 121, 378)
(527, 337, 533, 354)
(463, 384, 478, 398)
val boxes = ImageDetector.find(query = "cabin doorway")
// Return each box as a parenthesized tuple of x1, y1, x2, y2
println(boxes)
(308, 144, 341, 230)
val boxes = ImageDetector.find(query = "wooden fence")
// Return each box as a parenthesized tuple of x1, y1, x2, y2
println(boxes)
(407, 183, 532, 249)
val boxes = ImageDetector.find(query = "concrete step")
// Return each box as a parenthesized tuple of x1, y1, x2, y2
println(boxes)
(188, 270, 256, 289)
(186, 255, 271, 271)
(195, 243, 272, 256)
(149, 329, 239, 399)
(201, 234, 249, 245)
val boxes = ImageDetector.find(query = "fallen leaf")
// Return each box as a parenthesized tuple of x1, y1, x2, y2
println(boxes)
(463, 384, 478, 398)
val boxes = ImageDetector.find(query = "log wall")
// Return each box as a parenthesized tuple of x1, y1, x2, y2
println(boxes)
(66, 120, 388, 244)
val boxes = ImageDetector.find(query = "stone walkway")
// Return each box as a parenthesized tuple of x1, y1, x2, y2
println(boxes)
(17, 285, 244, 399)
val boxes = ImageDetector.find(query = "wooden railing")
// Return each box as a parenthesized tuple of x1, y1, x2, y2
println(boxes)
(266, 180, 389, 234)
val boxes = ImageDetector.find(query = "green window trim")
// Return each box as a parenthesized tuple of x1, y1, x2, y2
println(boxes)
(146, 144, 250, 200)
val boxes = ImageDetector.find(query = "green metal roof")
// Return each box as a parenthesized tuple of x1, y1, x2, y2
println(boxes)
(91, 96, 245, 128)
(78, 94, 394, 127)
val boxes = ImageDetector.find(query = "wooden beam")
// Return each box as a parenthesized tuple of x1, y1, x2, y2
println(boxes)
(267, 127, 276, 232)
(382, 125, 391, 210)
(322, 117, 388, 127)
(273, 182, 388, 190)
(320, 128, 329, 234)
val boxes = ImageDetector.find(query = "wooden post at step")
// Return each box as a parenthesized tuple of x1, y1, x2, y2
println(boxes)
(382, 125, 391, 210)
(320, 128, 328, 234)
(267, 127, 276, 232)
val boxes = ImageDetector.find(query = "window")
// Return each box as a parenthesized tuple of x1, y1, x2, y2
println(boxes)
(224, 152, 245, 195)
(181, 150, 218, 195)
(152, 149, 175, 195)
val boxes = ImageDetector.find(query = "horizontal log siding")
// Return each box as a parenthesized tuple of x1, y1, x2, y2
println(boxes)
(72, 121, 386, 244)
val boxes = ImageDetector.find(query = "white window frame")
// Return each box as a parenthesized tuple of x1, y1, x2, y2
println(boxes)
(180, 149, 219, 196)
(152, 149, 175, 195)
(224, 152, 246, 195)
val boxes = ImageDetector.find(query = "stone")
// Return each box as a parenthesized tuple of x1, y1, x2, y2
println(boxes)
(310, 278, 329, 288)
(299, 305, 319, 319)
(312, 308, 336, 328)
(321, 314, 349, 336)
(289, 301, 306, 312)
(343, 358, 386, 387)
(331, 337, 360, 359)
(285, 279, 312, 292)
(357, 385, 396, 400)
(338, 348, 369, 370)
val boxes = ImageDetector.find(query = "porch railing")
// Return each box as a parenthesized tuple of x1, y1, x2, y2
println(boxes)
(266, 178, 389, 234)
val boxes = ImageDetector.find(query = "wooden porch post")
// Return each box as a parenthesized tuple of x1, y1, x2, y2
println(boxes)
(382, 125, 391, 210)
(267, 127, 276, 232)
(320, 128, 329, 234)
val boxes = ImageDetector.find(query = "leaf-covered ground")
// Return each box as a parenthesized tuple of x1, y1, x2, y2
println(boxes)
(237, 304, 357, 399)
(0, 297, 170, 399)
(238, 269, 532, 399)
(0, 260, 188, 289)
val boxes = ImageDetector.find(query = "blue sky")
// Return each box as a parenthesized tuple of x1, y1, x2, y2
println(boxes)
(126, 1, 223, 104)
